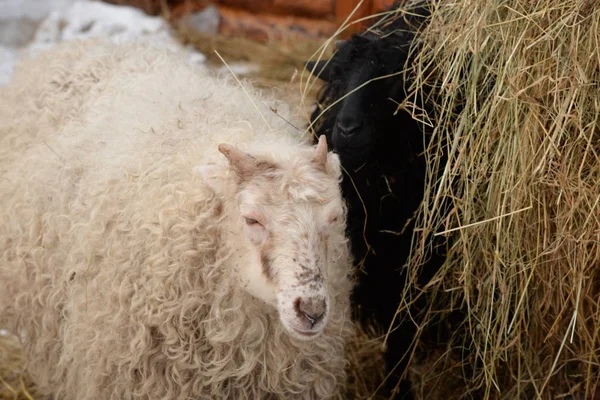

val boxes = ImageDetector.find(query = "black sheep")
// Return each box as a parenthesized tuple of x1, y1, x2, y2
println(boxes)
(305, 2, 448, 399)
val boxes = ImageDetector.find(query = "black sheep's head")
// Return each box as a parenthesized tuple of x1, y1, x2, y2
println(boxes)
(305, 33, 412, 168)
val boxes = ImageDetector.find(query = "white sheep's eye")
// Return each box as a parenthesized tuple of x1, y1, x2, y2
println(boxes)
(329, 215, 340, 224)
(244, 217, 260, 226)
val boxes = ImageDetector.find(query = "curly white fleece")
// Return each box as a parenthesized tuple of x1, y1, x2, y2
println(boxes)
(0, 39, 355, 400)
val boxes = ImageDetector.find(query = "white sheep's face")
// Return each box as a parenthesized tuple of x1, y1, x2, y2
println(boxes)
(212, 137, 348, 340)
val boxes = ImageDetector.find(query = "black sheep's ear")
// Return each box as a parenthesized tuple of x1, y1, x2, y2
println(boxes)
(361, 30, 379, 42)
(305, 60, 333, 82)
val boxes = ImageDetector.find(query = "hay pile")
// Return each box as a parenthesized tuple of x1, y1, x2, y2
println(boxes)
(402, 0, 600, 398)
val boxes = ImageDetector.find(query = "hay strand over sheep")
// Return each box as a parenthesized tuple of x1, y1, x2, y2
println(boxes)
(404, 0, 600, 398)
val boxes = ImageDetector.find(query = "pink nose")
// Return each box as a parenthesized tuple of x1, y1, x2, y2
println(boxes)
(294, 297, 326, 327)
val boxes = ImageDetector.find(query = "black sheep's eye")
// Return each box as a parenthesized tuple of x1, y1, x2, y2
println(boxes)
(245, 217, 260, 226)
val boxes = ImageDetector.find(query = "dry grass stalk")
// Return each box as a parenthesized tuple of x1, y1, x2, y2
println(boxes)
(409, 339, 470, 400)
(171, 23, 334, 126)
(346, 323, 389, 400)
(172, 23, 329, 92)
(400, 0, 600, 398)
(0, 334, 40, 400)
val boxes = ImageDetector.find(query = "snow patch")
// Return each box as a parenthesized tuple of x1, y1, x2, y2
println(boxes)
(0, 45, 19, 86)
(0, 0, 77, 47)
(216, 62, 261, 78)
(29, 0, 206, 63)
(0, 0, 206, 86)
(0, 0, 77, 21)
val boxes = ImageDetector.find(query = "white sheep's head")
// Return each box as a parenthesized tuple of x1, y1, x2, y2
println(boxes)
(199, 136, 348, 340)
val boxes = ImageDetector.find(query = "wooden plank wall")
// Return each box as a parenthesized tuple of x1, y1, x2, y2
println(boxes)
(103, 0, 400, 40)
(335, 0, 399, 38)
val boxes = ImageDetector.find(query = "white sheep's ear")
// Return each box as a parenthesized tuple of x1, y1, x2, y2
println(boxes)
(218, 143, 259, 179)
(313, 135, 328, 171)
(193, 163, 225, 192)
(193, 163, 219, 179)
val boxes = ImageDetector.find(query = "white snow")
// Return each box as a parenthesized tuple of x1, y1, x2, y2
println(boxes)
(0, 45, 19, 86)
(0, 0, 77, 86)
(0, 0, 206, 87)
(0, 0, 77, 20)
(216, 62, 260, 77)
(30, 1, 198, 54)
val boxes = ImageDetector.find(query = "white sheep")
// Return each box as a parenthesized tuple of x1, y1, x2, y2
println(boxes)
(0, 39, 355, 400)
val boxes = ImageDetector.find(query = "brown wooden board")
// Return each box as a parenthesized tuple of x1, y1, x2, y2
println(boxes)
(371, 0, 397, 13)
(218, 0, 334, 19)
(103, 0, 166, 15)
(219, 6, 337, 41)
(335, 0, 373, 38)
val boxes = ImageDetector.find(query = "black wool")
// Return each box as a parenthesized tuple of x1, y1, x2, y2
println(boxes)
(305, 2, 457, 398)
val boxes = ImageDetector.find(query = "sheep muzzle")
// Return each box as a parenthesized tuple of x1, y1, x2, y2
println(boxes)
(276, 281, 330, 341)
